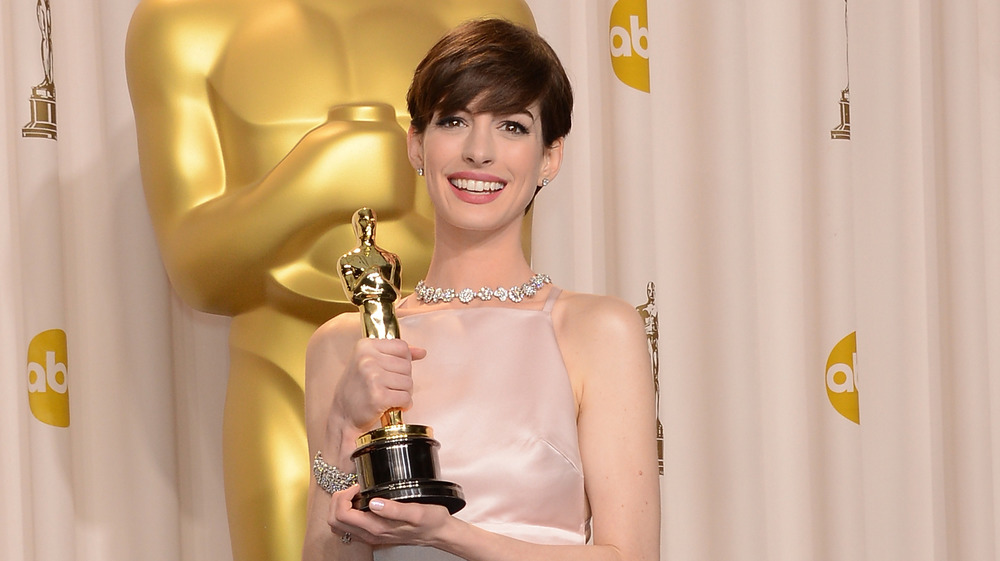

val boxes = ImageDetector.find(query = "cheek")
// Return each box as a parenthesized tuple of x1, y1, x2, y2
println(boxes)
(421, 133, 459, 166)
(508, 143, 546, 174)
(424, 175, 449, 201)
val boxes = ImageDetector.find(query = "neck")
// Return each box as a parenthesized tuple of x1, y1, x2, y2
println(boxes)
(424, 217, 534, 287)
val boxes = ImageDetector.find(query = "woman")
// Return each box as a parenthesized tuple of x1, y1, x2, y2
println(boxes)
(303, 18, 660, 561)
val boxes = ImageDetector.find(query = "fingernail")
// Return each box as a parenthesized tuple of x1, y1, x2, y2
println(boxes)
(369, 499, 385, 511)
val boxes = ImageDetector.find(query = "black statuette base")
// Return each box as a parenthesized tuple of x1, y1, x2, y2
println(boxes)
(351, 425, 465, 514)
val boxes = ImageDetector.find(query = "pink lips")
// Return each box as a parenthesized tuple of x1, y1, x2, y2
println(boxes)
(447, 172, 507, 204)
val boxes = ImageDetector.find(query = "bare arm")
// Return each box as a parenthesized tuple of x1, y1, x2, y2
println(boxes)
(303, 315, 373, 561)
(559, 293, 661, 560)
(303, 313, 425, 560)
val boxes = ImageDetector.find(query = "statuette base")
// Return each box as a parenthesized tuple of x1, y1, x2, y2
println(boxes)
(351, 423, 465, 514)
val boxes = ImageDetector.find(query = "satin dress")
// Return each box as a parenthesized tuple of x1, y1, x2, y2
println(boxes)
(374, 287, 589, 560)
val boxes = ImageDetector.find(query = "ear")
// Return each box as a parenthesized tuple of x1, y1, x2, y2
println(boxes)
(406, 126, 424, 171)
(540, 137, 565, 184)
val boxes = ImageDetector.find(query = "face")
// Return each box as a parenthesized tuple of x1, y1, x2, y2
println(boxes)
(407, 101, 563, 235)
(353, 210, 375, 242)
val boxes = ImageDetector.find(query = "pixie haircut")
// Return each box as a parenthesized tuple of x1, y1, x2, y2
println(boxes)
(407, 18, 573, 148)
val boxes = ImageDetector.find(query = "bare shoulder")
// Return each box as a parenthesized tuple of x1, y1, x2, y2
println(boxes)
(306, 311, 360, 376)
(551, 290, 649, 394)
(303, 312, 360, 439)
(552, 290, 646, 347)
(305, 313, 360, 396)
(312, 309, 360, 338)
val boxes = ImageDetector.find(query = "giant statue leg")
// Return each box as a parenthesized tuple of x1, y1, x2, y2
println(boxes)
(223, 309, 317, 561)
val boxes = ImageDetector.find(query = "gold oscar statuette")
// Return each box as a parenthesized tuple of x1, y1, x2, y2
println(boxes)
(338, 208, 465, 513)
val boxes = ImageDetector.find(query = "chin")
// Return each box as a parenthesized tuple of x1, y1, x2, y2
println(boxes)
(437, 206, 525, 234)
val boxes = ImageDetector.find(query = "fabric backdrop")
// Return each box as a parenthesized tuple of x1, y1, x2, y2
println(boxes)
(2, 1, 997, 560)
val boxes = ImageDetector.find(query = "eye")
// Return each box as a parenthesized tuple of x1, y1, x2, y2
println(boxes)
(499, 120, 529, 135)
(435, 116, 466, 129)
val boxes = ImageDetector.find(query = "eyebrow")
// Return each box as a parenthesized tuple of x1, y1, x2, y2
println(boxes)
(495, 109, 536, 123)
(458, 102, 536, 123)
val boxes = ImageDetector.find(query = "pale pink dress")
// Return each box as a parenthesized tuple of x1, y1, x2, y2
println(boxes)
(373, 287, 589, 561)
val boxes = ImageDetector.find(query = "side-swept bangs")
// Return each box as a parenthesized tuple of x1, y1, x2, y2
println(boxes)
(407, 18, 572, 147)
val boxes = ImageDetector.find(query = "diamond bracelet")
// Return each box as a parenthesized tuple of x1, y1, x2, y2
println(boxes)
(312, 451, 357, 494)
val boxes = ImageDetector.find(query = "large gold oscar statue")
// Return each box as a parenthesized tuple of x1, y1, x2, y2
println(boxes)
(124, 2, 534, 560)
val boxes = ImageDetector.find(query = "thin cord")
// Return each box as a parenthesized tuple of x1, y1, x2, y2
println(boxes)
(844, 0, 850, 91)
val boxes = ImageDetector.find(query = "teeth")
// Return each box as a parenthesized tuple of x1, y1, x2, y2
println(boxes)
(451, 178, 505, 193)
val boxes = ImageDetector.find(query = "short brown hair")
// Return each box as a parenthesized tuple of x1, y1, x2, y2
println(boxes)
(406, 18, 573, 147)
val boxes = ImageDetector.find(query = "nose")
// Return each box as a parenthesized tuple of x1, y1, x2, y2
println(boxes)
(462, 119, 494, 166)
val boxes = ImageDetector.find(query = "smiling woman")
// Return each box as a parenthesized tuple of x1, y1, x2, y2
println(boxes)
(405, 18, 572, 235)
(303, 18, 660, 561)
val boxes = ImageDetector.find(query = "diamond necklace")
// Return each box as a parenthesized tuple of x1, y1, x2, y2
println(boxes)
(414, 273, 552, 305)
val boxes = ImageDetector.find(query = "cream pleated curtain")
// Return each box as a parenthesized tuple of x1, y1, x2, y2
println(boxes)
(2, 0, 229, 559)
(2, 1, 997, 561)
(850, 2, 1000, 559)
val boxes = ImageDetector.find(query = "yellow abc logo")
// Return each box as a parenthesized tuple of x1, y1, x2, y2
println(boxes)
(27, 329, 70, 427)
(826, 331, 859, 424)
(609, 0, 650, 92)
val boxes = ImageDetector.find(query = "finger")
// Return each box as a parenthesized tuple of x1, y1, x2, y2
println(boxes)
(330, 491, 400, 544)
(328, 487, 382, 537)
(366, 498, 398, 519)
(366, 497, 449, 526)
(409, 346, 427, 361)
(376, 353, 418, 377)
(352, 339, 408, 367)
(379, 387, 414, 411)
(370, 338, 413, 358)
(361, 371, 413, 412)
(327, 485, 360, 530)
(355, 355, 412, 392)
(378, 371, 414, 393)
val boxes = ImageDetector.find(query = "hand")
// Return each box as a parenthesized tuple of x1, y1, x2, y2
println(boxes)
(331, 338, 427, 431)
(285, 103, 415, 223)
(327, 487, 455, 547)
